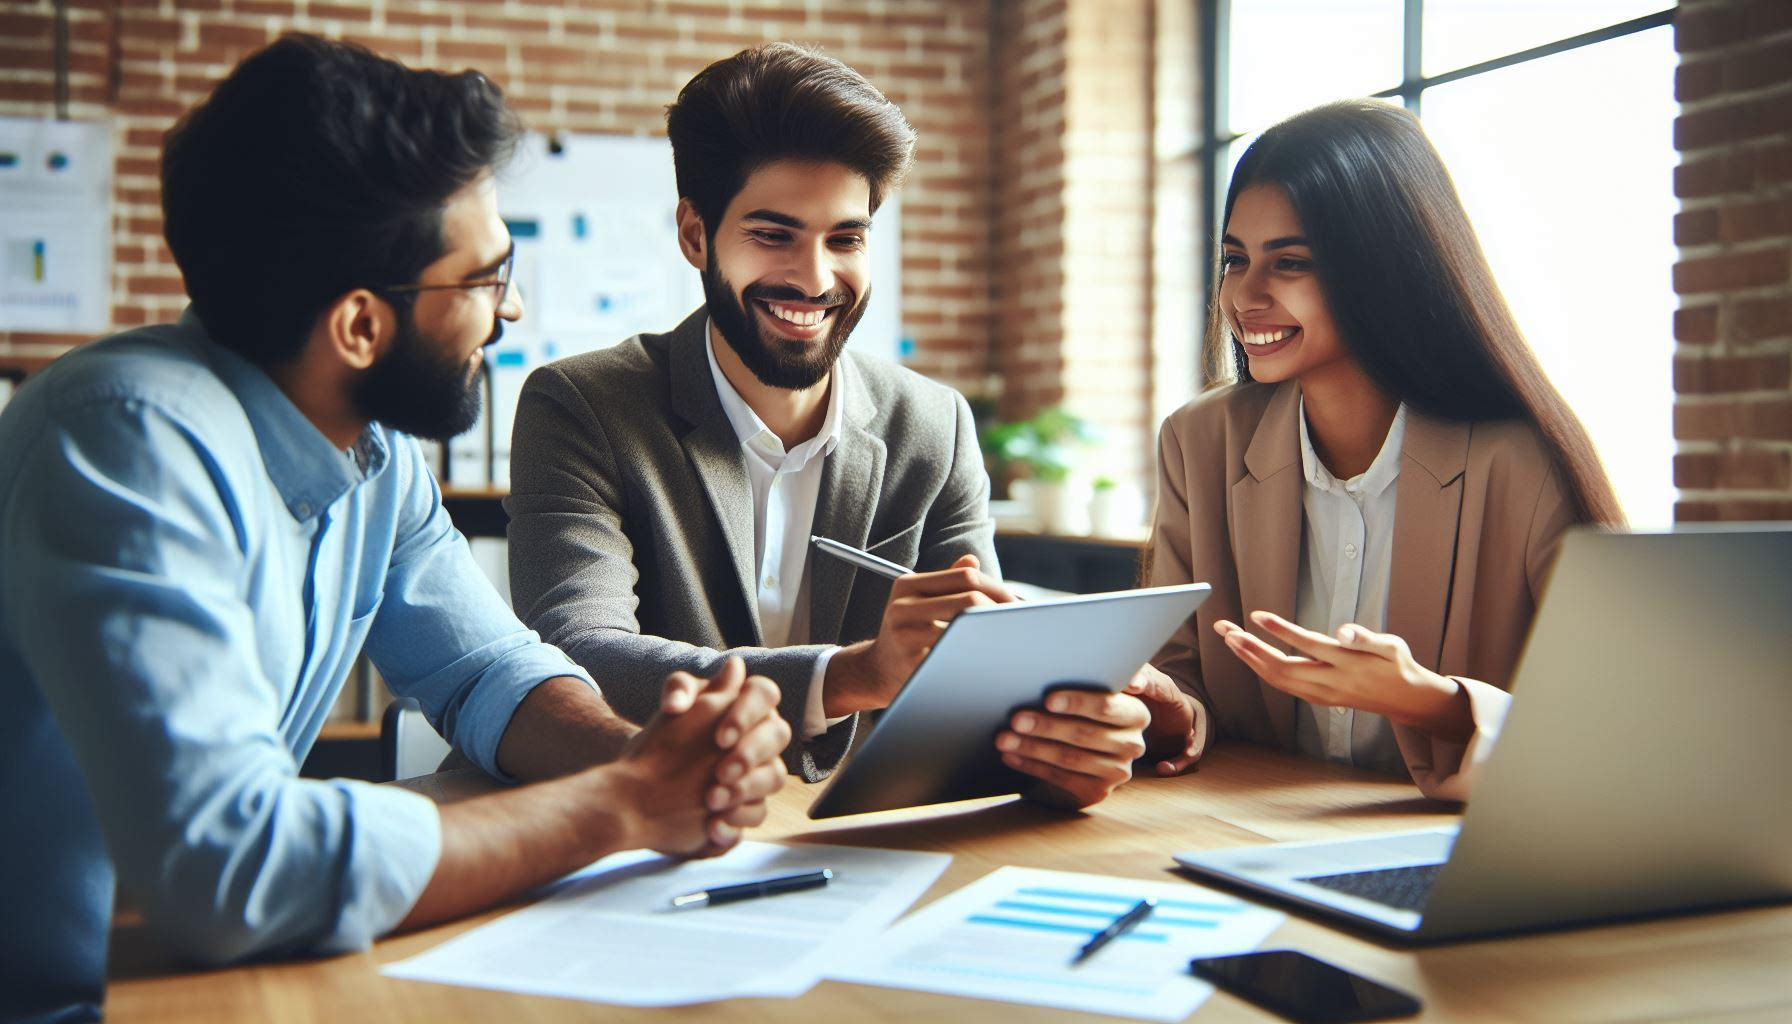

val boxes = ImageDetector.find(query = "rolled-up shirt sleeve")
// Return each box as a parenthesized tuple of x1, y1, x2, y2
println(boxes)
(7, 401, 438, 964)
(365, 438, 598, 782)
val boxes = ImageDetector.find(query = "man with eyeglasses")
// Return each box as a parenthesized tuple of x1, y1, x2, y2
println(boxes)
(359, 241, 517, 441)
(0, 35, 789, 1024)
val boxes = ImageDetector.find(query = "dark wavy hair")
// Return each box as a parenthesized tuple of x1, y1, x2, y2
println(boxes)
(665, 42, 915, 235)
(1205, 99, 1623, 527)
(161, 33, 522, 366)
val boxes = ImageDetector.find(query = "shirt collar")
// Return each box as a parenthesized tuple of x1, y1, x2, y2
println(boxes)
(703, 318, 845, 465)
(186, 308, 390, 521)
(1298, 396, 1407, 499)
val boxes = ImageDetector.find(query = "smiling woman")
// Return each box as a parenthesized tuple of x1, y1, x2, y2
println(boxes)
(1126, 99, 1622, 804)
(1202, 2, 1678, 526)
(1205, 101, 1621, 525)
(1217, 185, 1358, 447)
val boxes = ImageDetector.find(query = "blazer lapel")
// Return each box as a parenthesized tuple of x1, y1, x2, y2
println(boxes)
(668, 311, 763, 644)
(808, 362, 885, 645)
(1388, 411, 1470, 672)
(1234, 383, 1304, 747)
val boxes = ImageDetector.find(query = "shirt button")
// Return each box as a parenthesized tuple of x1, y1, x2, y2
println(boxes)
(764, 575, 777, 588)
(295, 501, 311, 518)
(1345, 542, 1359, 559)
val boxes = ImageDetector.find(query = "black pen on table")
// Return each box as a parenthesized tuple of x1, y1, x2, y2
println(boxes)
(810, 535, 912, 580)
(1071, 898, 1155, 965)
(669, 869, 833, 910)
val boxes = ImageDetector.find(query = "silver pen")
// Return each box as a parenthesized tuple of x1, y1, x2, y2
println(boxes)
(809, 535, 913, 580)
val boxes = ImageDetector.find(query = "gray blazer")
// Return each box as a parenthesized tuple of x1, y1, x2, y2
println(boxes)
(505, 308, 999, 780)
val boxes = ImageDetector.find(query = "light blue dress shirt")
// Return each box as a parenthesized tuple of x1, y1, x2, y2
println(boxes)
(0, 313, 594, 1023)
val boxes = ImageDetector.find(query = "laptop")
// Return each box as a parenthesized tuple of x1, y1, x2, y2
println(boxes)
(1173, 526, 1792, 942)
(809, 583, 1210, 818)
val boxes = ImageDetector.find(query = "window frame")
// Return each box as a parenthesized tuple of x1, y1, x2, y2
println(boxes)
(1193, 1, 1678, 347)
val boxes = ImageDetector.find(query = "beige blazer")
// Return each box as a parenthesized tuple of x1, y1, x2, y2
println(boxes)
(1145, 381, 1575, 801)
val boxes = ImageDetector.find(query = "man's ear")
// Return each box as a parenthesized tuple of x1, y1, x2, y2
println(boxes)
(316, 289, 392, 371)
(675, 197, 709, 271)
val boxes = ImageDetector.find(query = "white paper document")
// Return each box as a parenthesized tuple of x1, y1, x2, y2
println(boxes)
(382, 840, 949, 1006)
(831, 866, 1285, 1021)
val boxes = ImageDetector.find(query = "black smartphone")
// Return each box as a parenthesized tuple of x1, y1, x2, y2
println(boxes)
(1188, 950, 1421, 1024)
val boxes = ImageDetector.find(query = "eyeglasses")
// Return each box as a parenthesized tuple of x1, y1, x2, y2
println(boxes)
(376, 242, 515, 305)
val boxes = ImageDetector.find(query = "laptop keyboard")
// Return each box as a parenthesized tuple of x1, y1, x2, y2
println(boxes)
(1299, 863, 1442, 912)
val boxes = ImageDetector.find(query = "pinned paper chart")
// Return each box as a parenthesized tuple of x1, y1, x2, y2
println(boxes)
(832, 866, 1284, 1021)
(0, 116, 111, 332)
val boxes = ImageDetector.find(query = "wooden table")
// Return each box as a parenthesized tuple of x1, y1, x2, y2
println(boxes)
(104, 745, 1792, 1022)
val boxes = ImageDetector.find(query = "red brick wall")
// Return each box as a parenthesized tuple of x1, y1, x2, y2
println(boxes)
(19, 3, 1780, 523)
(991, 0, 1069, 419)
(1061, 0, 1154, 487)
(0, 0, 996, 393)
(990, 0, 1157, 488)
(1673, 0, 1792, 521)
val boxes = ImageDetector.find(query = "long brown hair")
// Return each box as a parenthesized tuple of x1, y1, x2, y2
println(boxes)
(1204, 99, 1623, 527)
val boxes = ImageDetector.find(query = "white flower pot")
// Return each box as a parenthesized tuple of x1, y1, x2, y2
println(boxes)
(1087, 485, 1141, 537)
(1029, 479, 1086, 535)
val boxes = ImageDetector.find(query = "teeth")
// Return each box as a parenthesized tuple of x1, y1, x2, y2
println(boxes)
(767, 302, 827, 327)
(1240, 327, 1297, 346)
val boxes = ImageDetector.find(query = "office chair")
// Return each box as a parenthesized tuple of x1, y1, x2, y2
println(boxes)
(379, 697, 454, 782)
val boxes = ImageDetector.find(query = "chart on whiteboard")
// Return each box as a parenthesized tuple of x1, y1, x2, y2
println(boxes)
(498, 132, 701, 354)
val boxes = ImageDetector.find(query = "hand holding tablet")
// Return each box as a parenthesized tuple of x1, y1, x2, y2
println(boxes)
(808, 581, 1210, 819)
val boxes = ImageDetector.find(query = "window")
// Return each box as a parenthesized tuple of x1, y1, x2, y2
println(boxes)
(1191, 1, 1677, 525)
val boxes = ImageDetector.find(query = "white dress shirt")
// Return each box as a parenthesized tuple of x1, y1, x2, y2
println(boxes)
(1291, 400, 1408, 774)
(705, 329, 846, 738)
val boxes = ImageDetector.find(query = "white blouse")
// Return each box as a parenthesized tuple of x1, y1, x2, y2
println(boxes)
(1291, 400, 1409, 775)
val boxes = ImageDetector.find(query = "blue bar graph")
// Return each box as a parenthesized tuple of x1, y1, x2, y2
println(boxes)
(1017, 886, 1241, 913)
(965, 886, 1244, 944)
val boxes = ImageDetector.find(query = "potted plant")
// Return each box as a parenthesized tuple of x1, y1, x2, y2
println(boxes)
(1086, 474, 1143, 537)
(981, 407, 1100, 534)
(1087, 475, 1119, 536)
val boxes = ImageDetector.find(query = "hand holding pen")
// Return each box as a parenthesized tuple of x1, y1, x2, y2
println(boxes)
(810, 537, 1150, 813)
(808, 538, 1018, 715)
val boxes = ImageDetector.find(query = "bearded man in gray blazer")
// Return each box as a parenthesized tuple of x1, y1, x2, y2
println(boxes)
(506, 44, 1150, 806)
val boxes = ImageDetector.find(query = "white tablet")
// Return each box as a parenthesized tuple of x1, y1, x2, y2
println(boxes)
(807, 583, 1210, 819)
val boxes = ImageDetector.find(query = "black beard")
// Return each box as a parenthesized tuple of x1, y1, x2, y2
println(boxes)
(351, 309, 493, 441)
(702, 250, 869, 390)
